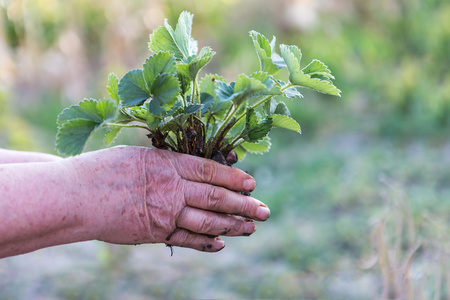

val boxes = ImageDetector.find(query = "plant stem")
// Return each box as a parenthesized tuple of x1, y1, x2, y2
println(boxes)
(231, 83, 293, 127)
(214, 104, 236, 139)
(196, 76, 201, 105)
(106, 123, 151, 131)
(205, 113, 213, 138)
(182, 93, 187, 108)
(191, 78, 196, 105)
(232, 138, 245, 149)
(164, 134, 178, 152)
(195, 75, 202, 118)
(250, 95, 272, 111)
(206, 82, 295, 157)
(230, 136, 244, 148)
(205, 104, 236, 157)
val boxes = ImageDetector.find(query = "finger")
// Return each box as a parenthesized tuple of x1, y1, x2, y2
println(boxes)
(184, 182, 270, 221)
(170, 151, 256, 192)
(165, 228, 226, 252)
(177, 207, 257, 237)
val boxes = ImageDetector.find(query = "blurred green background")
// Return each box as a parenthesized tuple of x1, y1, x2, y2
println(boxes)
(1, 0, 450, 298)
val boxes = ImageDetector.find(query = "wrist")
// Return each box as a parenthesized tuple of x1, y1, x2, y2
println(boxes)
(34, 160, 96, 243)
(62, 147, 152, 244)
(60, 155, 106, 241)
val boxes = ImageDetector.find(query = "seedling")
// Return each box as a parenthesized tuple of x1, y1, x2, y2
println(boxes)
(55, 11, 341, 164)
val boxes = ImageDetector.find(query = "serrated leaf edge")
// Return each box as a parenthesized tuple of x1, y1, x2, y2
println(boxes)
(290, 71, 342, 97)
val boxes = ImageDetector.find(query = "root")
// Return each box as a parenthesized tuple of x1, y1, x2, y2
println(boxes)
(165, 244, 174, 256)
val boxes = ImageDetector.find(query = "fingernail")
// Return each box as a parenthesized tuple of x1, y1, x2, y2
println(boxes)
(257, 206, 270, 221)
(214, 238, 225, 251)
(244, 179, 256, 192)
(244, 220, 256, 236)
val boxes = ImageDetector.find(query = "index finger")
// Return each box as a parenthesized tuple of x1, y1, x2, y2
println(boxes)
(170, 151, 256, 193)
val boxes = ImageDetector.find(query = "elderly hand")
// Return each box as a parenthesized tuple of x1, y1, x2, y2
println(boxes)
(70, 146, 270, 252)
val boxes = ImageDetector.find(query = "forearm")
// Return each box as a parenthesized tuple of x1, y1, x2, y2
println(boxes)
(0, 161, 92, 258)
(0, 149, 62, 164)
(0, 146, 267, 257)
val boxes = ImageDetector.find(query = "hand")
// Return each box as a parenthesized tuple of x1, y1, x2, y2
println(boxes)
(68, 146, 270, 252)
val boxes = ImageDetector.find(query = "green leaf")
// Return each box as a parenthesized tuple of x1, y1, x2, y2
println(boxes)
(149, 26, 183, 59)
(274, 102, 291, 117)
(107, 73, 120, 103)
(243, 108, 273, 142)
(176, 46, 215, 80)
(148, 99, 166, 116)
(173, 11, 195, 58)
(249, 31, 280, 75)
(249, 72, 282, 97)
(148, 11, 195, 60)
(227, 115, 245, 138)
(247, 118, 273, 142)
(104, 127, 122, 145)
(200, 74, 224, 96)
(245, 108, 258, 128)
(177, 73, 191, 96)
(270, 36, 287, 69)
(96, 99, 118, 120)
(283, 86, 303, 100)
(151, 74, 181, 104)
(184, 104, 203, 114)
(216, 81, 235, 102)
(249, 71, 271, 84)
(271, 114, 301, 133)
(126, 106, 148, 120)
(56, 99, 119, 155)
(200, 92, 230, 119)
(165, 100, 183, 118)
(159, 114, 190, 132)
(235, 74, 268, 94)
(279, 44, 341, 96)
(290, 70, 342, 96)
(199, 93, 214, 113)
(57, 100, 100, 125)
(57, 99, 117, 126)
(146, 111, 162, 130)
(302, 59, 334, 80)
(241, 137, 271, 154)
(143, 52, 177, 89)
(263, 99, 291, 117)
(262, 98, 274, 116)
(56, 120, 97, 156)
(280, 44, 302, 73)
(119, 69, 150, 107)
(199, 75, 227, 116)
(148, 74, 181, 116)
(231, 74, 267, 106)
(263, 98, 273, 116)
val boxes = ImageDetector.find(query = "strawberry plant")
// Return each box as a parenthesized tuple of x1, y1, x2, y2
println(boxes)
(55, 11, 341, 164)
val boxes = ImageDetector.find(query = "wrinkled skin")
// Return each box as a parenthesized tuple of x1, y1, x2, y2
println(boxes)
(0, 146, 270, 257)
(72, 146, 270, 251)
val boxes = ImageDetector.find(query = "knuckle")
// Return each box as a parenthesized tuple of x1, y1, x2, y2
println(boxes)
(239, 197, 252, 215)
(197, 160, 216, 183)
(198, 217, 215, 233)
(175, 229, 190, 246)
(207, 186, 226, 209)
(232, 217, 245, 232)
(238, 195, 258, 217)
